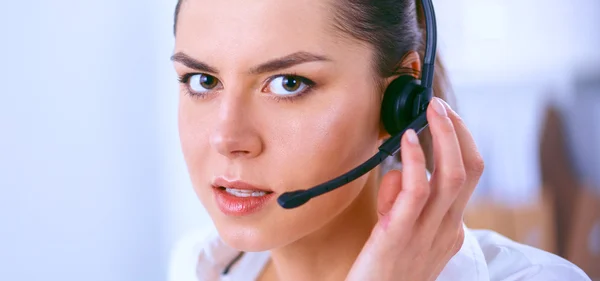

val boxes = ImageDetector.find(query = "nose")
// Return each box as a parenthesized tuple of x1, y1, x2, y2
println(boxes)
(209, 94, 264, 160)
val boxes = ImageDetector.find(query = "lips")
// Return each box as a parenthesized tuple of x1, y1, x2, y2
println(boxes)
(211, 177, 275, 216)
(212, 178, 273, 193)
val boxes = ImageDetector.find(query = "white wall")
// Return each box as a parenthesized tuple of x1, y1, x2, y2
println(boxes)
(436, 0, 600, 203)
(437, 0, 600, 85)
(0, 1, 166, 280)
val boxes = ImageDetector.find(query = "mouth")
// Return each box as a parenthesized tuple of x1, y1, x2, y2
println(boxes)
(212, 177, 274, 196)
(211, 178, 275, 216)
(215, 186, 273, 198)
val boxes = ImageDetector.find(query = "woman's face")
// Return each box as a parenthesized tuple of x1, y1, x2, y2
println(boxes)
(174, 0, 385, 251)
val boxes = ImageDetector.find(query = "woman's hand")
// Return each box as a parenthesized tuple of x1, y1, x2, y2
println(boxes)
(345, 97, 485, 281)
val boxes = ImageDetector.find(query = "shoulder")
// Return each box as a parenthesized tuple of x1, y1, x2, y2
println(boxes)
(469, 229, 591, 281)
(168, 227, 241, 281)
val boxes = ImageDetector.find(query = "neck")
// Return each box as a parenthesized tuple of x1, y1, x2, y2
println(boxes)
(265, 170, 380, 281)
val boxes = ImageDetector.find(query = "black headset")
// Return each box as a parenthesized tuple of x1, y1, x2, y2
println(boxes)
(277, 0, 437, 209)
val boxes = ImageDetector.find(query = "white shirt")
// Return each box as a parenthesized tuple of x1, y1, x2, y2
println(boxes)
(168, 225, 592, 281)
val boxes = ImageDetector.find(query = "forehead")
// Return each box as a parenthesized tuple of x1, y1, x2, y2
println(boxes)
(174, 0, 360, 68)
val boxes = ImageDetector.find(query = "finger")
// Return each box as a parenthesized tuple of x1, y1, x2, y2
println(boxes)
(386, 129, 430, 232)
(377, 169, 403, 220)
(439, 100, 485, 222)
(419, 97, 466, 230)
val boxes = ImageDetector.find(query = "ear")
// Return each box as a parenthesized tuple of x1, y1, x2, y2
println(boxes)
(378, 51, 422, 140)
(398, 51, 422, 78)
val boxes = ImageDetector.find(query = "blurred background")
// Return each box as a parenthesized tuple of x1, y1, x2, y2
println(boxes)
(0, 0, 598, 280)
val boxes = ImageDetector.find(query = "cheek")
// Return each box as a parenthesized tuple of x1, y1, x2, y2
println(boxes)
(239, 92, 380, 249)
(259, 83, 382, 226)
(266, 87, 382, 191)
(178, 98, 213, 188)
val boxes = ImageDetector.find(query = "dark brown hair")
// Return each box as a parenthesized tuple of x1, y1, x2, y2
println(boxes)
(173, 0, 453, 171)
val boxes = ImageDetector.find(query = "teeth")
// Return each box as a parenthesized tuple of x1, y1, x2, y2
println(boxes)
(224, 187, 267, 197)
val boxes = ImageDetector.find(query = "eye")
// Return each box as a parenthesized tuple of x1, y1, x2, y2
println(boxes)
(187, 74, 220, 94)
(264, 75, 313, 96)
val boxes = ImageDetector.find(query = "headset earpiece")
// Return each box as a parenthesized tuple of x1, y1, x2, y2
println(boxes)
(381, 75, 427, 136)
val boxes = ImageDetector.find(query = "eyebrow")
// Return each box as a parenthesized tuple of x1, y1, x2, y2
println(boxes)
(170, 51, 330, 75)
(171, 52, 219, 74)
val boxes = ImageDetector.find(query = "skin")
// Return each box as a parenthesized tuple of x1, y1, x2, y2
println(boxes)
(172, 0, 485, 280)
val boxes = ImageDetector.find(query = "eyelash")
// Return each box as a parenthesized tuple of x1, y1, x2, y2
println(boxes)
(177, 73, 316, 102)
(177, 73, 207, 99)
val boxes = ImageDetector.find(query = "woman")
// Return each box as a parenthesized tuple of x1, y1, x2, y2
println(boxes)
(168, 0, 591, 280)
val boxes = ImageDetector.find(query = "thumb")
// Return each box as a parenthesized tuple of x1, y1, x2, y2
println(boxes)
(377, 169, 403, 220)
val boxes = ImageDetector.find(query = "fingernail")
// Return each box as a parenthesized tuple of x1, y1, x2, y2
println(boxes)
(432, 97, 447, 117)
(406, 129, 419, 145)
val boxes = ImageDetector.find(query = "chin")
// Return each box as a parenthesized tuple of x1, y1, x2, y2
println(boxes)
(200, 199, 288, 252)
(214, 222, 292, 252)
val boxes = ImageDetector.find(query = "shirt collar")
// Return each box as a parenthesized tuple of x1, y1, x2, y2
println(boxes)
(201, 224, 491, 281)
(436, 224, 490, 281)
